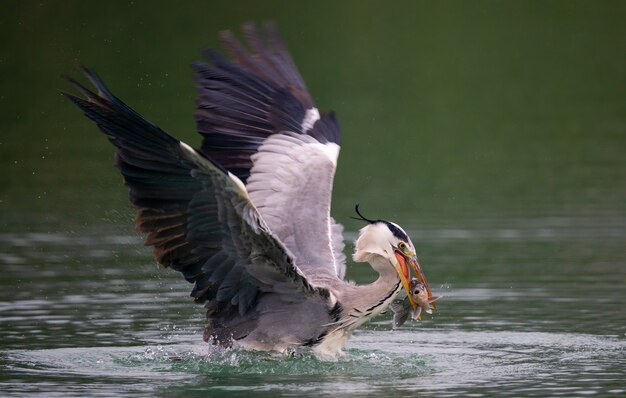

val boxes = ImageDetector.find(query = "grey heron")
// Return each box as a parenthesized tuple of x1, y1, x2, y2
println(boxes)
(64, 22, 434, 360)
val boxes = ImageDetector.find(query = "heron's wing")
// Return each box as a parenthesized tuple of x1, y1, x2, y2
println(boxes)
(63, 69, 330, 320)
(194, 22, 335, 183)
(193, 23, 347, 283)
(245, 133, 345, 285)
(330, 220, 347, 280)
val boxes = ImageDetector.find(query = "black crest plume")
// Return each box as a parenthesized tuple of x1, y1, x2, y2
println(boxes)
(352, 205, 410, 242)
(352, 204, 376, 224)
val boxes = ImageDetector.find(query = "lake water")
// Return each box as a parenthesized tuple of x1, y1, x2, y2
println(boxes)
(1, 223, 625, 397)
(1, 1, 625, 397)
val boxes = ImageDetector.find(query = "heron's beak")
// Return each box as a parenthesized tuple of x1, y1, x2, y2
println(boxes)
(393, 251, 418, 310)
(408, 256, 436, 310)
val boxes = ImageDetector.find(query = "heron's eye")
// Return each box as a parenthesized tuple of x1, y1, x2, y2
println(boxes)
(398, 242, 407, 250)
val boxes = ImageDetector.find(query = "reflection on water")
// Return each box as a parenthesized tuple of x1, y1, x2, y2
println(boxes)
(1, 227, 624, 396)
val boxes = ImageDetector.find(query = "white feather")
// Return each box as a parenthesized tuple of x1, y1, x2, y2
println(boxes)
(301, 107, 320, 132)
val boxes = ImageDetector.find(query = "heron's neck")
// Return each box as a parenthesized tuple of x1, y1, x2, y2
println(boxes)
(341, 255, 402, 322)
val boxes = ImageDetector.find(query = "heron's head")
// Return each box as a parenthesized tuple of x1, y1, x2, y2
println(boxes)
(352, 205, 432, 309)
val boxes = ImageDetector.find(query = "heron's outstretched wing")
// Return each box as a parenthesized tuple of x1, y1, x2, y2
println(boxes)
(193, 22, 325, 181)
(246, 133, 345, 285)
(63, 69, 330, 324)
(194, 23, 346, 282)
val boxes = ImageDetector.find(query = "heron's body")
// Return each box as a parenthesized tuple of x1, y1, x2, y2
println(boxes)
(65, 23, 433, 359)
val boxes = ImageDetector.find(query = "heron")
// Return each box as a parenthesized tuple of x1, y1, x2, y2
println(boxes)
(64, 22, 435, 360)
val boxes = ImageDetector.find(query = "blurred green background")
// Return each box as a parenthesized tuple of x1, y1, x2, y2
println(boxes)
(1, 0, 624, 233)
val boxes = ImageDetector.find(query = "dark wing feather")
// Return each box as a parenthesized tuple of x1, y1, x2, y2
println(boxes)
(64, 69, 203, 269)
(63, 69, 329, 326)
(194, 23, 346, 283)
(194, 22, 339, 184)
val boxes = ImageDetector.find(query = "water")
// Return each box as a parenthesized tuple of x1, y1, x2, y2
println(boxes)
(1, 1, 625, 397)
(1, 225, 624, 397)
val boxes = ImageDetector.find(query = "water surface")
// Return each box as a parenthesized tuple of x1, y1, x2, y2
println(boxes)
(1, 224, 624, 397)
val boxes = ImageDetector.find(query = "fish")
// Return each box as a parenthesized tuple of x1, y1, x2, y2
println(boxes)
(390, 296, 413, 328)
(390, 278, 442, 328)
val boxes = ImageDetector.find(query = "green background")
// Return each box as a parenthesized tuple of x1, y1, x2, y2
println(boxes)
(2, 1, 624, 232)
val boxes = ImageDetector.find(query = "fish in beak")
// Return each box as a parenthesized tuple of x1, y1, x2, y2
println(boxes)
(408, 255, 436, 310)
(410, 280, 442, 320)
(390, 278, 443, 326)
